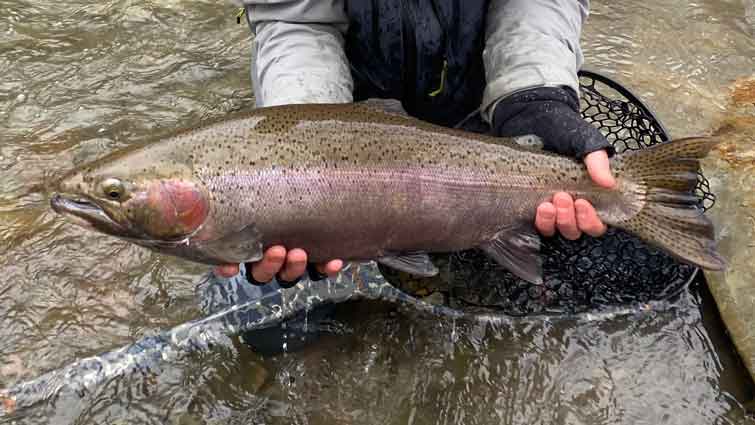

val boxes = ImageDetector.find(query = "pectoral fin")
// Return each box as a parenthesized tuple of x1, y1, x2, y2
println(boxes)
(480, 226, 543, 285)
(193, 224, 264, 264)
(378, 252, 439, 277)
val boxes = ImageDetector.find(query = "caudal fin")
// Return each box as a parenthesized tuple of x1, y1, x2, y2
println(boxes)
(613, 137, 726, 271)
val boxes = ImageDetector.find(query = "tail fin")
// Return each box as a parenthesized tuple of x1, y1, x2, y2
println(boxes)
(613, 137, 726, 271)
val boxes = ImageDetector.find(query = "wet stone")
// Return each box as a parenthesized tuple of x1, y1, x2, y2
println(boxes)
(702, 76, 755, 382)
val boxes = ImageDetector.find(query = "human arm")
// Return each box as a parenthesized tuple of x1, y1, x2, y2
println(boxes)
(242, 0, 353, 107)
(482, 0, 615, 239)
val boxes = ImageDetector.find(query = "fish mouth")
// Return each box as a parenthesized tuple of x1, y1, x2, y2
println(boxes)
(50, 194, 128, 236)
(50, 194, 192, 248)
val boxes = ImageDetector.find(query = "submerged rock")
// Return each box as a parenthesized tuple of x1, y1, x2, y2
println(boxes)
(703, 76, 755, 381)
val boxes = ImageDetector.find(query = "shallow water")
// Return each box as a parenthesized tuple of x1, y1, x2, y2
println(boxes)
(1, 1, 754, 424)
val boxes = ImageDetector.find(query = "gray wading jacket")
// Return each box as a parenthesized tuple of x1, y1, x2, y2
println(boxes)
(239, 0, 588, 125)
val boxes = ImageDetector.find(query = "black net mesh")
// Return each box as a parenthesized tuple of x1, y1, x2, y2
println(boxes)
(578, 70, 715, 211)
(385, 70, 716, 316)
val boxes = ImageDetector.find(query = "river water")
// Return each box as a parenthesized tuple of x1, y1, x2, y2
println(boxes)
(1, 1, 754, 424)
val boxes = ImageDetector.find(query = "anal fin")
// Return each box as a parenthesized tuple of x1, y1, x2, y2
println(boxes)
(377, 252, 439, 277)
(480, 225, 543, 285)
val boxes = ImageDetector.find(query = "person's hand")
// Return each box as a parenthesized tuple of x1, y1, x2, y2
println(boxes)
(534, 150, 616, 239)
(213, 246, 343, 283)
(490, 86, 618, 240)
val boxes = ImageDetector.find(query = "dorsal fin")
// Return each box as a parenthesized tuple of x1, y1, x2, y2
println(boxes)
(358, 98, 410, 117)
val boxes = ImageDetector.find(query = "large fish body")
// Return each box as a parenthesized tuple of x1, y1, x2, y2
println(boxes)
(51, 102, 725, 283)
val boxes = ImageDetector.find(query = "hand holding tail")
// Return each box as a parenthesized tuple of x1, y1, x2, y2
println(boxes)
(535, 150, 616, 239)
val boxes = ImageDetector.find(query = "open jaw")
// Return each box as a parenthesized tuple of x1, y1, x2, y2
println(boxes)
(50, 194, 127, 235)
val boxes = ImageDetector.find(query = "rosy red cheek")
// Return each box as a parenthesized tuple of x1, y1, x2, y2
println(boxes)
(144, 180, 209, 237)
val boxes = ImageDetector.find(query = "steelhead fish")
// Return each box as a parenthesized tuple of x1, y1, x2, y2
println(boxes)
(50, 101, 726, 284)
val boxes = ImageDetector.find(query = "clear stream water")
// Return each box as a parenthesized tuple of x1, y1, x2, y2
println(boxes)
(1, 1, 754, 424)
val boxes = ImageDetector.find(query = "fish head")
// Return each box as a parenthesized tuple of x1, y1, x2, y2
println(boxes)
(51, 153, 209, 244)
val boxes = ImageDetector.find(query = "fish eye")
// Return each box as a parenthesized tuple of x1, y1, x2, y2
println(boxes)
(101, 178, 125, 201)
